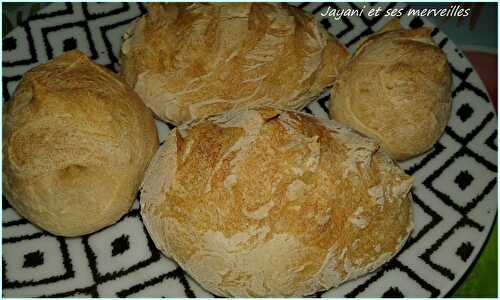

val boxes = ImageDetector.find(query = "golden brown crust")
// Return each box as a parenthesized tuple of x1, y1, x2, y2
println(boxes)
(2, 50, 159, 237)
(120, 3, 348, 125)
(141, 108, 413, 297)
(330, 27, 452, 161)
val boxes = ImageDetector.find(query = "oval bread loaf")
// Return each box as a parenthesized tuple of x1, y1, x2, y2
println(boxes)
(330, 27, 452, 161)
(2, 50, 159, 237)
(140, 108, 413, 297)
(120, 3, 348, 125)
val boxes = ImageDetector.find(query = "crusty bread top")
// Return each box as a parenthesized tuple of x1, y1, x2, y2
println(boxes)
(330, 28, 452, 161)
(141, 108, 413, 296)
(3, 50, 159, 236)
(121, 3, 348, 125)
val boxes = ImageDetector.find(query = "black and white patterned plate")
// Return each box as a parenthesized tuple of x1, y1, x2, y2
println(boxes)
(2, 2, 497, 297)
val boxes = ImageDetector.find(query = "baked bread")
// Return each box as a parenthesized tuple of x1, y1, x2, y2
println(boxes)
(329, 25, 452, 161)
(140, 108, 413, 297)
(120, 3, 348, 125)
(2, 50, 159, 237)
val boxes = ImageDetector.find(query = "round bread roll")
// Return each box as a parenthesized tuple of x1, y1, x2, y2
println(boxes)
(330, 27, 452, 161)
(3, 50, 159, 237)
(120, 3, 348, 125)
(140, 108, 413, 297)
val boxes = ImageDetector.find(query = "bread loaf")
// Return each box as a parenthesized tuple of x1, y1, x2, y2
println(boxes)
(329, 25, 452, 161)
(121, 3, 348, 125)
(140, 108, 413, 297)
(2, 50, 159, 237)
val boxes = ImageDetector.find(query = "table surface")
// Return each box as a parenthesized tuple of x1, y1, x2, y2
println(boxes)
(2, 3, 497, 298)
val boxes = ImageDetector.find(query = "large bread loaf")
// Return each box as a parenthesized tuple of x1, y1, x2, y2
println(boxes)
(140, 108, 413, 297)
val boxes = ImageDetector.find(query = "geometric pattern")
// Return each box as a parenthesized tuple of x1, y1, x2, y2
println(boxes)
(2, 2, 497, 298)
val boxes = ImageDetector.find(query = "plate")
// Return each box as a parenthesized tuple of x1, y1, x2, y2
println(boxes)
(2, 2, 497, 297)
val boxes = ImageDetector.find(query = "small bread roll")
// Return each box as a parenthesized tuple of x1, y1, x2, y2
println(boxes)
(3, 50, 159, 237)
(330, 26, 452, 161)
(120, 3, 348, 125)
(141, 108, 413, 297)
